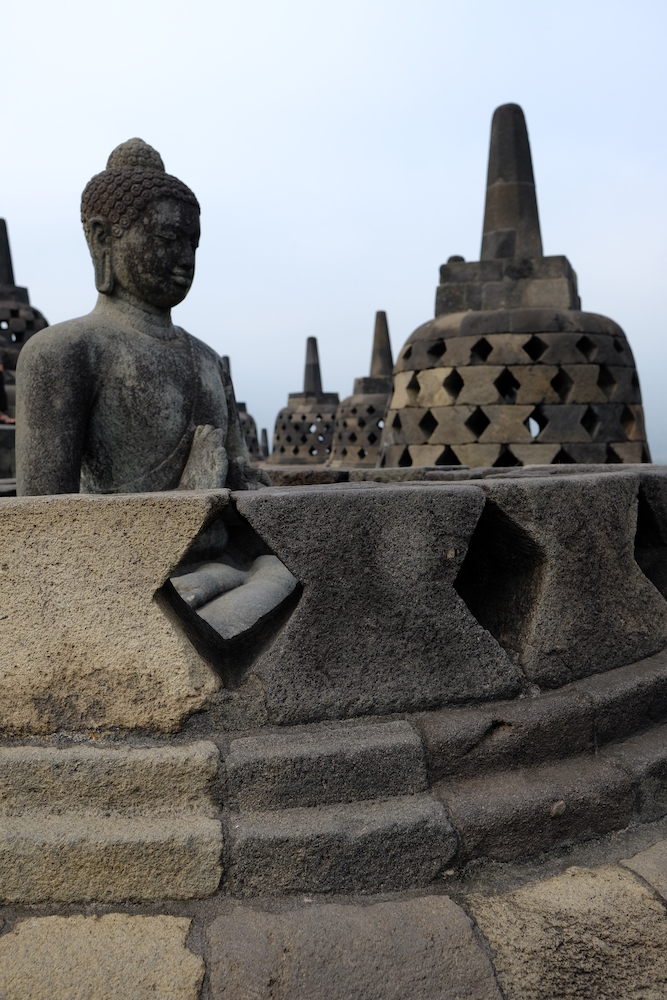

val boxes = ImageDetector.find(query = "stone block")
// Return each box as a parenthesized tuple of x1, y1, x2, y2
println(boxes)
(561, 443, 609, 463)
(0, 492, 224, 734)
(428, 405, 478, 444)
(509, 443, 561, 465)
(465, 473, 667, 686)
(226, 793, 457, 895)
(225, 719, 427, 810)
(621, 838, 667, 901)
(207, 897, 502, 1000)
(436, 755, 633, 862)
(477, 405, 534, 443)
(509, 364, 560, 404)
(416, 367, 457, 407)
(601, 722, 667, 822)
(457, 365, 506, 405)
(390, 369, 420, 408)
(408, 444, 456, 465)
(233, 483, 521, 724)
(0, 742, 222, 902)
(0, 914, 204, 1000)
(575, 649, 667, 744)
(609, 441, 646, 463)
(468, 865, 667, 1000)
(416, 687, 594, 782)
(521, 276, 579, 309)
(451, 443, 502, 467)
(529, 405, 595, 442)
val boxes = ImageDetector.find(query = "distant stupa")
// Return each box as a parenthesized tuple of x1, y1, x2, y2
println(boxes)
(329, 312, 394, 467)
(380, 104, 649, 468)
(268, 337, 339, 464)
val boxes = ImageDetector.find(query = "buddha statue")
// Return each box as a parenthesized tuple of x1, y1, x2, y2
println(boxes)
(16, 138, 268, 496)
(15, 140, 297, 654)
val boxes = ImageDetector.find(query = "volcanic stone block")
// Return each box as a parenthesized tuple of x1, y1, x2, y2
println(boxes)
(390, 369, 421, 408)
(226, 793, 457, 895)
(509, 364, 560, 404)
(207, 897, 502, 1000)
(428, 406, 478, 444)
(416, 367, 458, 406)
(476, 405, 534, 443)
(408, 444, 457, 466)
(435, 755, 633, 862)
(0, 914, 204, 1000)
(452, 443, 502, 466)
(233, 483, 521, 724)
(509, 443, 561, 465)
(601, 722, 667, 822)
(459, 473, 667, 686)
(575, 649, 667, 745)
(0, 492, 223, 734)
(562, 443, 609, 463)
(469, 866, 667, 1000)
(457, 366, 506, 405)
(225, 719, 427, 810)
(610, 441, 646, 462)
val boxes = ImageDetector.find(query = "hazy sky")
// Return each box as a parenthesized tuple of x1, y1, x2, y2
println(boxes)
(3, 0, 667, 456)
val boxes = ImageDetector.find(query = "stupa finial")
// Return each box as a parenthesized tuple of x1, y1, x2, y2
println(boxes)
(481, 104, 543, 260)
(0, 220, 15, 287)
(303, 337, 323, 395)
(369, 311, 393, 378)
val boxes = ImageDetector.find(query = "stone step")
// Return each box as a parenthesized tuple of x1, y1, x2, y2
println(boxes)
(434, 722, 667, 864)
(225, 793, 456, 897)
(416, 648, 667, 783)
(224, 719, 427, 810)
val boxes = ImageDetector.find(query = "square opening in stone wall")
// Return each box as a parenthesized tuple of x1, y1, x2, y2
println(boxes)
(523, 335, 548, 362)
(465, 406, 491, 439)
(621, 406, 636, 438)
(597, 366, 617, 400)
(442, 369, 464, 401)
(494, 368, 520, 404)
(576, 335, 597, 362)
(470, 338, 493, 363)
(550, 368, 574, 403)
(580, 405, 600, 438)
(427, 339, 447, 359)
(419, 410, 438, 438)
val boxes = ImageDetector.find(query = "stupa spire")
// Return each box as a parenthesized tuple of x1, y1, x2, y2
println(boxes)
(303, 337, 323, 395)
(481, 104, 543, 260)
(369, 311, 393, 378)
(0, 220, 15, 287)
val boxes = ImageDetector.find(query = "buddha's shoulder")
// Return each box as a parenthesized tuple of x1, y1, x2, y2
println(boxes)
(17, 314, 106, 370)
(177, 328, 222, 366)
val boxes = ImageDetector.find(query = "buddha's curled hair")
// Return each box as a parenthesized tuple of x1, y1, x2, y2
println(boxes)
(81, 138, 199, 240)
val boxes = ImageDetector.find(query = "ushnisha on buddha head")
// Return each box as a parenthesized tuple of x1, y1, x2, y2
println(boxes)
(81, 138, 201, 313)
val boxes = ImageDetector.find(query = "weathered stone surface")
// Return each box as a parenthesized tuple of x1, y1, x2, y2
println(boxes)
(457, 472, 667, 686)
(227, 793, 456, 895)
(0, 492, 223, 734)
(0, 742, 222, 902)
(601, 722, 667, 822)
(234, 483, 521, 724)
(0, 914, 204, 999)
(436, 755, 633, 862)
(575, 648, 667, 744)
(469, 865, 667, 999)
(197, 553, 297, 638)
(208, 897, 502, 999)
(621, 838, 667, 900)
(226, 719, 427, 810)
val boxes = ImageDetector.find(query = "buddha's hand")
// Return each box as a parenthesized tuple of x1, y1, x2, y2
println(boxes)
(226, 454, 272, 491)
(178, 424, 229, 490)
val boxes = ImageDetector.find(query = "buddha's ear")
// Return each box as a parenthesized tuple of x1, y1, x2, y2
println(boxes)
(88, 217, 114, 294)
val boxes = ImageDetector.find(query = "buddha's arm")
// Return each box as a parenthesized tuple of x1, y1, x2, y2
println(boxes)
(15, 332, 94, 495)
(219, 357, 271, 490)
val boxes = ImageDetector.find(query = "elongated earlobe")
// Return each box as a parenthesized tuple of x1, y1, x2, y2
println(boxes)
(89, 217, 114, 294)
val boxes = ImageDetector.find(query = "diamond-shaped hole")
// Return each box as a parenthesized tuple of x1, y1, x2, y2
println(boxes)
(427, 339, 447, 359)
(471, 338, 493, 363)
(580, 405, 600, 438)
(406, 373, 420, 398)
(435, 446, 461, 466)
(443, 369, 464, 401)
(403, 346, 413, 360)
(366, 405, 376, 414)
(357, 448, 367, 459)
(621, 406, 636, 438)
(349, 432, 357, 443)
(551, 368, 574, 403)
(523, 335, 548, 362)
(493, 447, 522, 468)
(378, 419, 385, 429)
(398, 447, 412, 467)
(367, 432, 377, 445)
(576, 335, 597, 362)
(309, 447, 318, 455)
(358, 418, 366, 428)
(494, 368, 521, 404)
(598, 365, 617, 400)
(419, 410, 438, 438)
(524, 406, 548, 439)
(613, 338, 625, 354)
(392, 413, 402, 430)
(552, 448, 576, 465)
(605, 445, 622, 464)
(308, 423, 317, 433)
(465, 406, 491, 439)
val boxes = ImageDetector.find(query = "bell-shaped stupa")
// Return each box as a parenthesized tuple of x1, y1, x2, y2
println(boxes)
(268, 337, 339, 464)
(329, 312, 394, 467)
(380, 104, 649, 468)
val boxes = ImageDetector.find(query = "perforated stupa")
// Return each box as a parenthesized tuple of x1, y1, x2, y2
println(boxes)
(268, 337, 339, 464)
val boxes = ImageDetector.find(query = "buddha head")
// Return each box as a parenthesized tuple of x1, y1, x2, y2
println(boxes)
(81, 138, 200, 311)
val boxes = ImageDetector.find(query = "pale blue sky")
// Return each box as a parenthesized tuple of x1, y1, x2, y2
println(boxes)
(3, 0, 667, 456)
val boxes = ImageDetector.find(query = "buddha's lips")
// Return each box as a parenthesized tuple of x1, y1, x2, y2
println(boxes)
(172, 272, 192, 286)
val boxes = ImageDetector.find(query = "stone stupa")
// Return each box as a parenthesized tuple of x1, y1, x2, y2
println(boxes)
(379, 104, 649, 469)
(328, 311, 394, 468)
(268, 337, 339, 464)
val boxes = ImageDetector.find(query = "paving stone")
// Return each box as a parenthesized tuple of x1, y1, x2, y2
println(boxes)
(435, 755, 633, 862)
(234, 483, 521, 724)
(0, 492, 224, 734)
(225, 719, 427, 810)
(621, 838, 667, 900)
(207, 897, 502, 999)
(468, 865, 667, 999)
(226, 793, 456, 895)
(0, 914, 203, 1000)
(462, 473, 667, 686)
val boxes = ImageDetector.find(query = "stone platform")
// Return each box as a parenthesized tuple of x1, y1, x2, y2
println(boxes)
(3, 466, 667, 996)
